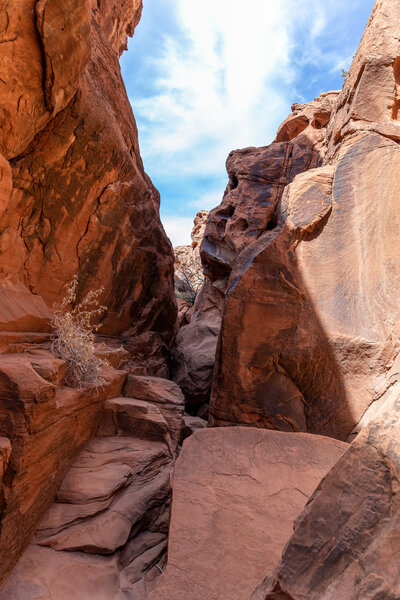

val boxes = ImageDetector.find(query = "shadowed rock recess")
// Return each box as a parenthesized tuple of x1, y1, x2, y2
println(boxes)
(2, 0, 400, 599)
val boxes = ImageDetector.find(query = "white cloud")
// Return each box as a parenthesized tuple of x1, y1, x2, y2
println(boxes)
(133, 0, 297, 178)
(188, 188, 226, 211)
(127, 0, 373, 228)
(131, 0, 369, 183)
(162, 215, 195, 247)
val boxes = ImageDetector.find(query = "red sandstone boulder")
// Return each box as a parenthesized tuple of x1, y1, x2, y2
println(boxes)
(123, 374, 184, 453)
(148, 427, 347, 600)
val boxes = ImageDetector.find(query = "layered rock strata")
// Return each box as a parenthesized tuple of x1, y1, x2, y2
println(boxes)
(0, 347, 126, 585)
(0, 368, 184, 598)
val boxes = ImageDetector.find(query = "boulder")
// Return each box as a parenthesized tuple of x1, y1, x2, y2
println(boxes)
(149, 427, 347, 600)
(123, 374, 184, 453)
(180, 413, 207, 443)
(255, 385, 400, 600)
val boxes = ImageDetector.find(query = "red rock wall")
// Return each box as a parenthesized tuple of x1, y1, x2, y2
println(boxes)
(0, 0, 176, 339)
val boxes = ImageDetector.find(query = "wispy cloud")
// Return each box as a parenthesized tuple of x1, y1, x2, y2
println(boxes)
(122, 0, 375, 240)
(162, 215, 196, 247)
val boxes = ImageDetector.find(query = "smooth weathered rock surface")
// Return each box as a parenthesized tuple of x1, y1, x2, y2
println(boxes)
(123, 374, 184, 453)
(209, 1, 400, 439)
(149, 428, 347, 600)
(0, 282, 53, 332)
(0, 0, 176, 340)
(254, 385, 400, 600)
(172, 93, 338, 411)
(0, 373, 181, 599)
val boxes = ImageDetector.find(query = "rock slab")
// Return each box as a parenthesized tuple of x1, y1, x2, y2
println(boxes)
(149, 427, 347, 600)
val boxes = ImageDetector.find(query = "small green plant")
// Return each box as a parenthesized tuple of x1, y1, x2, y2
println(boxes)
(51, 276, 109, 389)
(341, 68, 349, 78)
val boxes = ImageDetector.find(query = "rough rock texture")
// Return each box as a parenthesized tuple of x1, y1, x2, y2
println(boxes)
(174, 210, 208, 304)
(0, 349, 126, 585)
(172, 278, 224, 412)
(253, 384, 400, 600)
(0, 0, 176, 339)
(201, 92, 338, 281)
(209, 0, 400, 439)
(148, 428, 347, 600)
(172, 93, 338, 412)
(0, 374, 184, 598)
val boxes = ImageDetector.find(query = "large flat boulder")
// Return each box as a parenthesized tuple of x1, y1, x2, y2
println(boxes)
(148, 427, 347, 600)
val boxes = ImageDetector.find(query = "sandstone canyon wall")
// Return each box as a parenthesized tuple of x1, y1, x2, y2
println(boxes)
(0, 0, 176, 340)
(0, 0, 180, 591)
(3, 0, 400, 599)
(172, 93, 339, 415)
(206, 0, 400, 441)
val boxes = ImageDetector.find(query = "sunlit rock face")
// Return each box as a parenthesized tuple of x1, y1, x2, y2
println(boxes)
(0, 0, 176, 339)
(209, 0, 400, 441)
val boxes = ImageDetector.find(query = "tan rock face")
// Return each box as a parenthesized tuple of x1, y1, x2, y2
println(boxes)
(0, 0, 176, 340)
(254, 387, 400, 600)
(324, 0, 400, 161)
(148, 427, 347, 600)
(123, 374, 185, 453)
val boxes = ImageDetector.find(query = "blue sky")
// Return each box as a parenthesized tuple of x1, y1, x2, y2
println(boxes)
(121, 0, 375, 246)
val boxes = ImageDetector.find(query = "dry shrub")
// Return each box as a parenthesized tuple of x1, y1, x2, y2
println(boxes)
(175, 252, 204, 305)
(51, 276, 109, 389)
